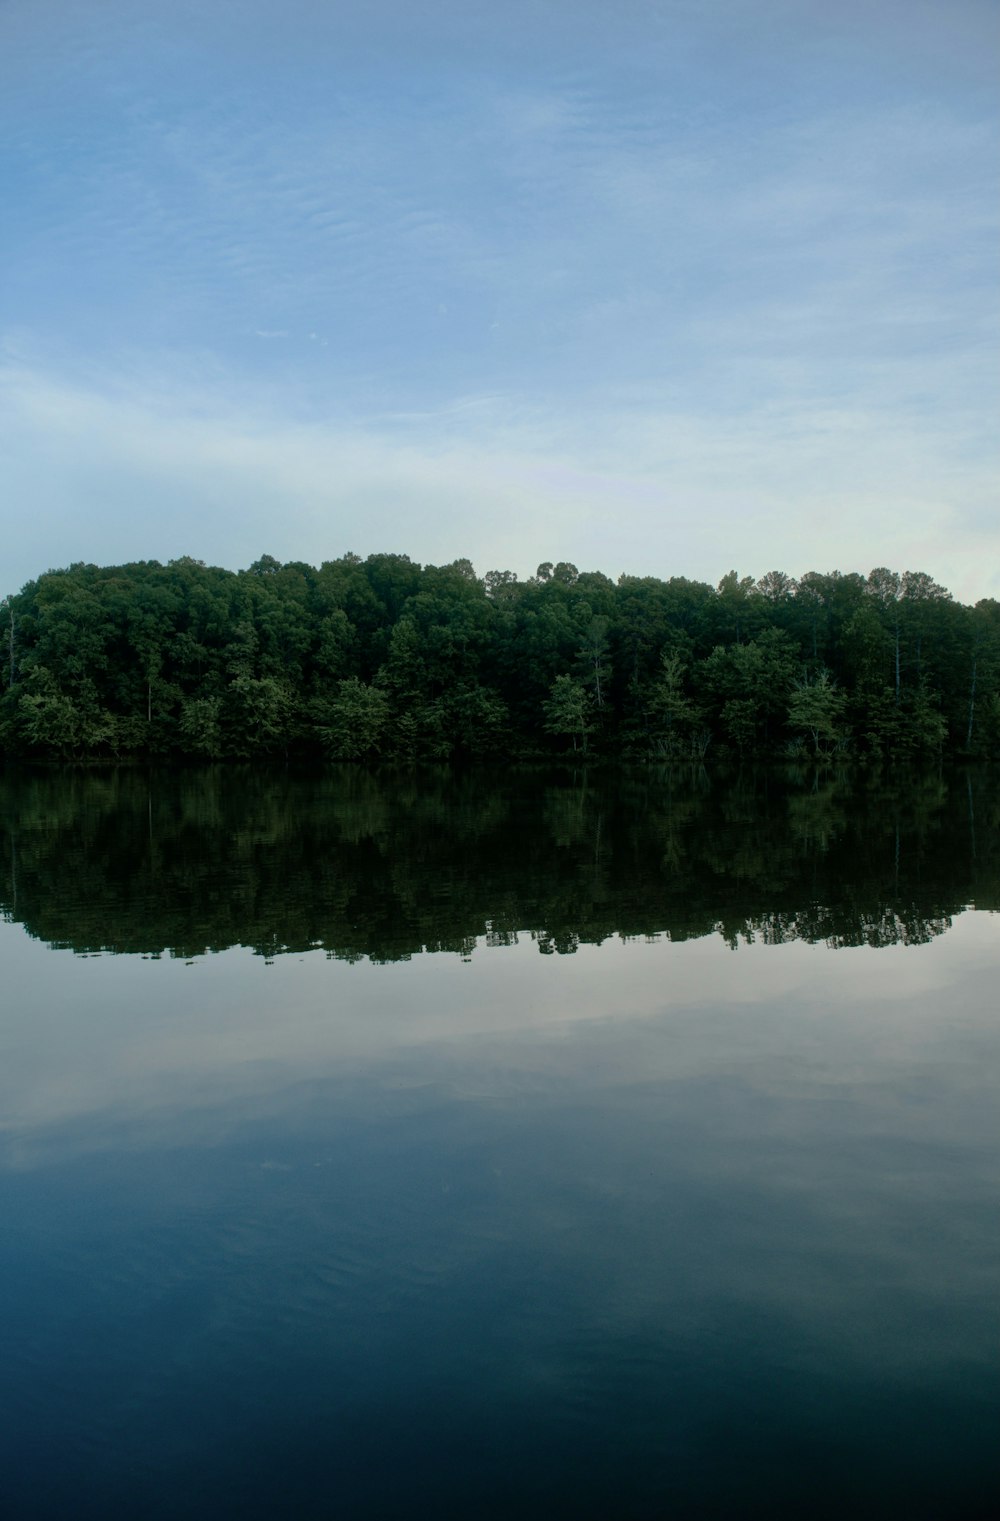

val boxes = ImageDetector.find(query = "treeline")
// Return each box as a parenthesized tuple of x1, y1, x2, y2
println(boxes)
(1, 553, 998, 760)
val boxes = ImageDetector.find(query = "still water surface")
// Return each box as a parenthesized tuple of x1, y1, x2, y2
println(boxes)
(1, 766, 998, 1518)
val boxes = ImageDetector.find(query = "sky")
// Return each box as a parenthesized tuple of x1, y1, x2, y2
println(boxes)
(2, 0, 998, 603)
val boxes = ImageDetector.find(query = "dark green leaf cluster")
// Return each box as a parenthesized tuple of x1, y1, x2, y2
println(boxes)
(2, 556, 998, 760)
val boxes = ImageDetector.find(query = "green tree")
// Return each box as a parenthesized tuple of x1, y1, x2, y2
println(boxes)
(702, 571, 764, 647)
(966, 601, 1000, 753)
(646, 651, 706, 758)
(320, 678, 390, 760)
(484, 570, 520, 603)
(578, 616, 611, 711)
(179, 695, 224, 758)
(543, 675, 593, 754)
(225, 674, 292, 755)
(17, 686, 80, 755)
(787, 670, 848, 755)
(700, 630, 799, 753)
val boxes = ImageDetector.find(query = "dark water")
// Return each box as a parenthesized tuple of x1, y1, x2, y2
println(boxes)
(1, 765, 998, 1519)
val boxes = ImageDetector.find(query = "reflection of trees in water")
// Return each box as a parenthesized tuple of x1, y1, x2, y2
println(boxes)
(723, 905, 954, 950)
(0, 764, 996, 960)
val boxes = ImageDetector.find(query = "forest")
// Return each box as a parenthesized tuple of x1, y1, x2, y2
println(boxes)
(1, 553, 998, 761)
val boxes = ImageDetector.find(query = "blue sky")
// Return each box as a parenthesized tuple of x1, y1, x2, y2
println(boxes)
(2, 0, 997, 601)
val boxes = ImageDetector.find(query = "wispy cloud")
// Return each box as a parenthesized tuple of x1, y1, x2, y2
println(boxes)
(1, 1, 996, 598)
(2, 358, 996, 604)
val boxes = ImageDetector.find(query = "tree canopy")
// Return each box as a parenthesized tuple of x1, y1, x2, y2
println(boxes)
(1, 556, 997, 761)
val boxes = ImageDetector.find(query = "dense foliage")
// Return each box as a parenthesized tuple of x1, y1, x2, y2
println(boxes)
(1, 554, 998, 760)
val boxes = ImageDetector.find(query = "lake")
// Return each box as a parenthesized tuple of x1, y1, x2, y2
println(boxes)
(1, 764, 998, 1518)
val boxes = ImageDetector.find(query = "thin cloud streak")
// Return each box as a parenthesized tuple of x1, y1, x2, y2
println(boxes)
(2, 362, 996, 605)
(0, 0, 996, 593)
